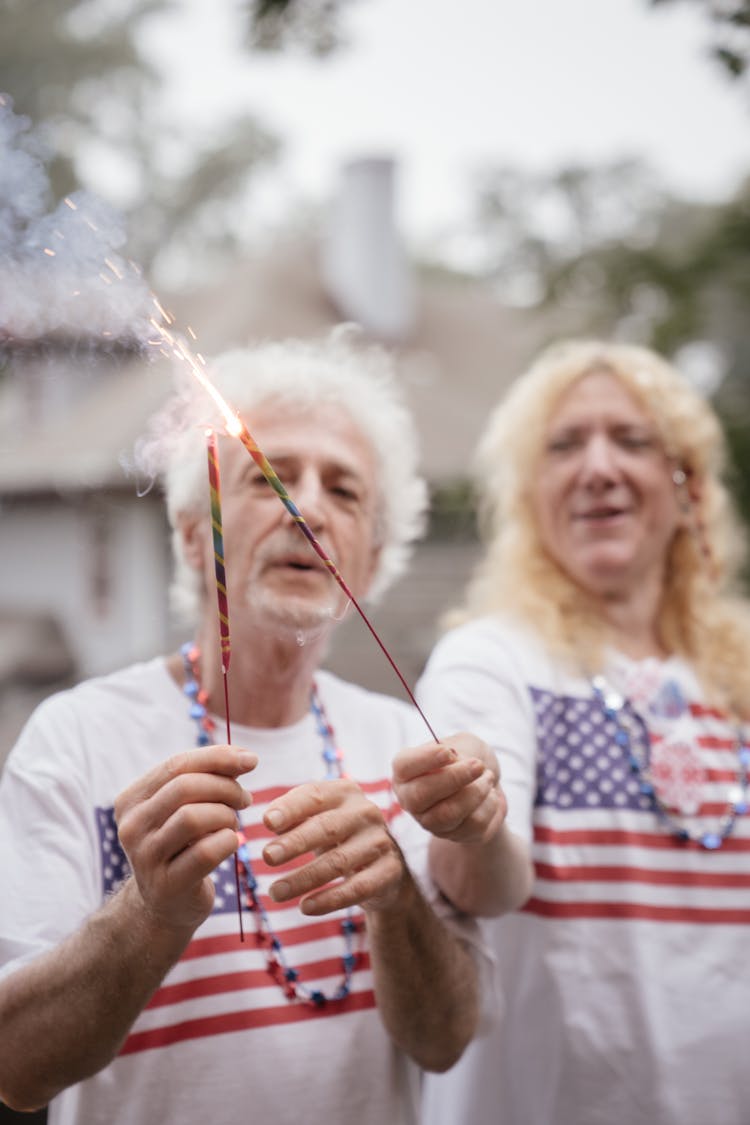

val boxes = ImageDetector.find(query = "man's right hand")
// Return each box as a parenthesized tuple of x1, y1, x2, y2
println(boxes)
(115, 746, 257, 933)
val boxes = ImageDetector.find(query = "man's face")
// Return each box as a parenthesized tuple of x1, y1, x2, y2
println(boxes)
(186, 400, 381, 640)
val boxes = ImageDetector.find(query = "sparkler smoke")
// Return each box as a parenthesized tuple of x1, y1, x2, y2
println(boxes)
(1, 95, 437, 742)
(0, 94, 155, 347)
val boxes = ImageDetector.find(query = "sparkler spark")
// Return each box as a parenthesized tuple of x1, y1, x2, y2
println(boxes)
(146, 302, 438, 742)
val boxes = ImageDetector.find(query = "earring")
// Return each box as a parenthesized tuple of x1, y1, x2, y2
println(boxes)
(672, 466, 717, 580)
(672, 468, 691, 514)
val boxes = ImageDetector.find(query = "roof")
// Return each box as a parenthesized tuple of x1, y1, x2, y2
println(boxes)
(0, 356, 172, 495)
(0, 234, 555, 493)
(166, 236, 552, 483)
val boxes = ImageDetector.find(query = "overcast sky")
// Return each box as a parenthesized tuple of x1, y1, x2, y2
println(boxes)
(139, 0, 749, 254)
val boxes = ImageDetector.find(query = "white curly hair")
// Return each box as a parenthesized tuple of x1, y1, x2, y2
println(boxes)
(141, 331, 429, 624)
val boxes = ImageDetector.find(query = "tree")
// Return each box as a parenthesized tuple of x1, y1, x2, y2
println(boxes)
(459, 157, 750, 563)
(652, 0, 750, 79)
(0, 0, 356, 285)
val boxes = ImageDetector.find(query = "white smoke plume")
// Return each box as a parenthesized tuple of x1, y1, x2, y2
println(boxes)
(0, 93, 158, 348)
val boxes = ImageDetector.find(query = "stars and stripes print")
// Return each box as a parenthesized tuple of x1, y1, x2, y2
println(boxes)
(93, 776, 401, 1056)
(522, 686, 750, 925)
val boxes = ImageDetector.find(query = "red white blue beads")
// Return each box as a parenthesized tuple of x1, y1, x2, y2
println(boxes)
(181, 642, 363, 1006)
(592, 674, 749, 849)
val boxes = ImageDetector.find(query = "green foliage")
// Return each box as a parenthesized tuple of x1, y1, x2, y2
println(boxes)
(245, 0, 353, 55)
(428, 479, 478, 541)
(651, 0, 750, 79)
(464, 156, 750, 578)
(0, 0, 351, 283)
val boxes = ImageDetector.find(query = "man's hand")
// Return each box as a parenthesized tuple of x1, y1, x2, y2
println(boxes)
(115, 746, 257, 933)
(392, 732, 506, 845)
(263, 780, 406, 915)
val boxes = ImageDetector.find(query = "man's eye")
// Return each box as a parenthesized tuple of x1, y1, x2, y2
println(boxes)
(332, 485, 360, 502)
(246, 471, 276, 491)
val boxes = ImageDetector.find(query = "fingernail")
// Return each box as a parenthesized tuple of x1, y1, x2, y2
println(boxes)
(264, 841, 284, 864)
(238, 752, 256, 772)
(241, 788, 253, 808)
(265, 808, 283, 830)
(269, 879, 290, 902)
(438, 746, 458, 765)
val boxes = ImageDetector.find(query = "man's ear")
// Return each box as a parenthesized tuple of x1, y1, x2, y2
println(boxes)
(176, 511, 206, 571)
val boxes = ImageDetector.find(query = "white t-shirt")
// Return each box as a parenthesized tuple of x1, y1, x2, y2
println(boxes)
(417, 616, 750, 1125)
(0, 659, 438, 1125)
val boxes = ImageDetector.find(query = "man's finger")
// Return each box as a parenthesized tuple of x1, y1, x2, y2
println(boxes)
(118, 747, 258, 806)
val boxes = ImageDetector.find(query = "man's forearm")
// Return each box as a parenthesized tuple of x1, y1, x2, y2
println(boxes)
(365, 869, 479, 1073)
(430, 823, 534, 917)
(0, 878, 192, 1112)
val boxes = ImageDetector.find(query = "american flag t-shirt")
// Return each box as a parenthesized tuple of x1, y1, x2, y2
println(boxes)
(93, 769, 407, 1056)
(523, 685, 750, 925)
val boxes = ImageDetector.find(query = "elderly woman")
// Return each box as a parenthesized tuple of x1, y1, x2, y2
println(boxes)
(394, 340, 750, 1125)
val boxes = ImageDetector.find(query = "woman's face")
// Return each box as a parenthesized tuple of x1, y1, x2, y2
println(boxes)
(531, 370, 684, 601)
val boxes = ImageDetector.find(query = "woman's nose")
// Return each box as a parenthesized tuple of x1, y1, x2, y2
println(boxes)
(579, 434, 618, 483)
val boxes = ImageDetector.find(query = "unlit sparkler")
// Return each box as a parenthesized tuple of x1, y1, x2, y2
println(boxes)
(206, 428, 244, 941)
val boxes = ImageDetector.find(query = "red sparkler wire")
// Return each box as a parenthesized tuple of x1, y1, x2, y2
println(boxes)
(152, 308, 438, 742)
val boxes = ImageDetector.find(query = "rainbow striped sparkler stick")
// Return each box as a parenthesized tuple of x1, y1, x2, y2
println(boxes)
(230, 425, 437, 741)
(206, 428, 245, 941)
(206, 429, 232, 727)
(151, 313, 438, 742)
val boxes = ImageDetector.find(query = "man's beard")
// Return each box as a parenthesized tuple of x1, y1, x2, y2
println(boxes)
(240, 533, 351, 639)
(243, 574, 347, 639)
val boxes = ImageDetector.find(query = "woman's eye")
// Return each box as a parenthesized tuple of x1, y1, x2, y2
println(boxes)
(618, 433, 656, 451)
(546, 436, 581, 454)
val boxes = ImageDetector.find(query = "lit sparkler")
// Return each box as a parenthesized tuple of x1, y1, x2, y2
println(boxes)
(149, 304, 438, 742)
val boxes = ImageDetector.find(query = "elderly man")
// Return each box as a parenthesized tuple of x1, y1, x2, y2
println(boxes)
(0, 336, 497, 1125)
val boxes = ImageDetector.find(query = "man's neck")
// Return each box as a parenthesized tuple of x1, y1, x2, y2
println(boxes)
(170, 622, 330, 730)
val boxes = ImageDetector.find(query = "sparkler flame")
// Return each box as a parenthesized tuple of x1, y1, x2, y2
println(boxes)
(145, 302, 438, 742)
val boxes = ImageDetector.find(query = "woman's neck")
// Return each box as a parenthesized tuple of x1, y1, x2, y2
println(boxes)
(597, 585, 668, 661)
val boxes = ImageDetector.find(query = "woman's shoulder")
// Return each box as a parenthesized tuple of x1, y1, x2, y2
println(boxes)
(429, 613, 548, 668)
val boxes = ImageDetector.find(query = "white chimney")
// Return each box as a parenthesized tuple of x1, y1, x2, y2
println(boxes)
(322, 156, 414, 343)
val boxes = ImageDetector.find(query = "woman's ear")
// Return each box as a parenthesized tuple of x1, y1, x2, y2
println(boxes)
(176, 511, 206, 571)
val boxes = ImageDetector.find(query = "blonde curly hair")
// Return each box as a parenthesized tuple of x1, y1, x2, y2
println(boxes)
(451, 339, 750, 717)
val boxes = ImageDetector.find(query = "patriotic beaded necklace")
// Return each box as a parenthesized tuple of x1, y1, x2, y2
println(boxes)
(181, 641, 364, 1006)
(592, 673, 750, 849)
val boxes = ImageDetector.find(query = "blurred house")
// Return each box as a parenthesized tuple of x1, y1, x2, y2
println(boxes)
(0, 340, 174, 754)
(0, 156, 551, 759)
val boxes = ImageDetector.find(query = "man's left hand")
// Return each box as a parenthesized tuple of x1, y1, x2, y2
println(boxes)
(262, 780, 406, 915)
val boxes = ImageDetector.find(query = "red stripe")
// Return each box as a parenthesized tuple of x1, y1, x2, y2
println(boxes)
(701, 768, 746, 782)
(651, 730, 741, 753)
(250, 778, 393, 806)
(522, 896, 750, 925)
(533, 825, 750, 851)
(696, 737, 743, 753)
(121, 989, 377, 1055)
(689, 702, 738, 721)
(147, 951, 371, 1009)
(182, 917, 355, 961)
(534, 862, 750, 888)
